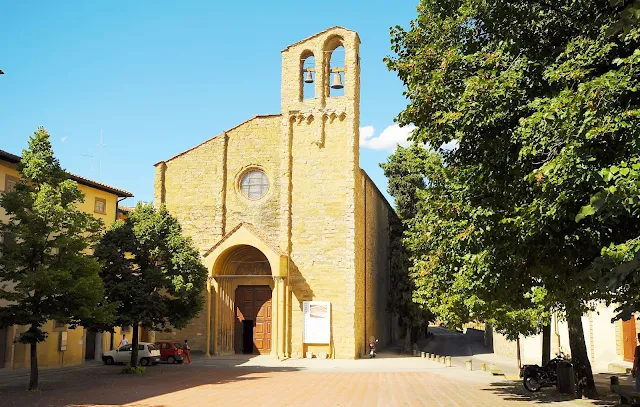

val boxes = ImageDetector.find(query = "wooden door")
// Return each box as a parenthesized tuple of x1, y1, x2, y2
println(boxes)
(623, 318, 637, 362)
(235, 286, 272, 354)
(254, 287, 272, 354)
(0, 327, 6, 368)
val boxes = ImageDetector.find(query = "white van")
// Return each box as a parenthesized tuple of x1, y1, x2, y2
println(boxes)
(102, 342, 161, 366)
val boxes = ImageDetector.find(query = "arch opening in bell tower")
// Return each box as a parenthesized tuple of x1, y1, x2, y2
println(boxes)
(324, 35, 346, 98)
(300, 50, 316, 100)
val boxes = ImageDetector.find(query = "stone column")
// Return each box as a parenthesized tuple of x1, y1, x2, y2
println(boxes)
(205, 276, 212, 357)
(274, 276, 286, 358)
(214, 280, 219, 355)
(271, 278, 280, 358)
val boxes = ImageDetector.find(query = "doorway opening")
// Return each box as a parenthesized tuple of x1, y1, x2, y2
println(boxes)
(0, 327, 6, 368)
(85, 330, 97, 360)
(234, 285, 272, 354)
(242, 320, 254, 354)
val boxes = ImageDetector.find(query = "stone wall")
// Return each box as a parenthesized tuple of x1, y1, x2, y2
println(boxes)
(153, 116, 282, 352)
(362, 171, 393, 352)
(281, 27, 361, 359)
(154, 27, 379, 359)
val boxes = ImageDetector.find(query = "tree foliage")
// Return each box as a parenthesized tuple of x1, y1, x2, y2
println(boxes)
(385, 0, 640, 396)
(0, 127, 113, 390)
(383, 144, 548, 339)
(94, 203, 207, 366)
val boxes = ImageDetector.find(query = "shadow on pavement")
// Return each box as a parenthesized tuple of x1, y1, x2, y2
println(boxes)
(1, 355, 302, 407)
(482, 379, 618, 405)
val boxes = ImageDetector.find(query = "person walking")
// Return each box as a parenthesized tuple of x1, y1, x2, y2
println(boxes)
(633, 333, 640, 391)
(119, 334, 128, 348)
(183, 339, 191, 364)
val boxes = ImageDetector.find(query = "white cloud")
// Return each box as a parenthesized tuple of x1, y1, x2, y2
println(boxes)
(359, 124, 415, 152)
(61, 136, 67, 143)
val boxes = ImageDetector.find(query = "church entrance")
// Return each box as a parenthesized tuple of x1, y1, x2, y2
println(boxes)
(235, 285, 272, 354)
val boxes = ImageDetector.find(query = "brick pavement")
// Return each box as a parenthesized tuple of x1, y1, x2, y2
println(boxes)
(0, 354, 617, 407)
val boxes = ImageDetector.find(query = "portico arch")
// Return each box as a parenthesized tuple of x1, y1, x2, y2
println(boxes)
(203, 223, 288, 357)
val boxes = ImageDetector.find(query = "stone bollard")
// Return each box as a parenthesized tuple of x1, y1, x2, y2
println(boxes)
(465, 360, 473, 371)
(421, 352, 426, 358)
(412, 349, 417, 356)
(446, 356, 452, 367)
(611, 375, 619, 391)
(427, 353, 432, 359)
(435, 355, 440, 362)
(481, 363, 487, 372)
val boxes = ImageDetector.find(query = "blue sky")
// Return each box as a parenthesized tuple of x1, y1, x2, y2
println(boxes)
(0, 1, 418, 206)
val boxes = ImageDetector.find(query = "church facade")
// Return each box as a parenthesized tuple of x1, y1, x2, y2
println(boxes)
(153, 27, 397, 359)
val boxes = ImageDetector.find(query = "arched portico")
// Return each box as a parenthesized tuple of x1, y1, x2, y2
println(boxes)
(203, 223, 288, 358)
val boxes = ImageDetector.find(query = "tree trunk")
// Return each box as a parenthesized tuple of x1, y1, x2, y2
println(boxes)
(130, 322, 139, 367)
(29, 340, 38, 391)
(567, 316, 597, 398)
(542, 323, 551, 366)
(404, 327, 411, 353)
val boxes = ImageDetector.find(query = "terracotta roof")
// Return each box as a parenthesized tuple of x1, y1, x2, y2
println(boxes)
(117, 205, 136, 213)
(0, 148, 133, 197)
(203, 222, 286, 258)
(154, 114, 282, 166)
(281, 26, 360, 52)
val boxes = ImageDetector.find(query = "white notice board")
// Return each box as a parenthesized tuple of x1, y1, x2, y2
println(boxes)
(303, 301, 331, 344)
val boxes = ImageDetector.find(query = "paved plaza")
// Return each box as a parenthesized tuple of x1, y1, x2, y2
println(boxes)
(0, 353, 619, 407)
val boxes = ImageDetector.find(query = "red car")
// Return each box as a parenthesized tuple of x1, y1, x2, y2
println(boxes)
(155, 341, 184, 364)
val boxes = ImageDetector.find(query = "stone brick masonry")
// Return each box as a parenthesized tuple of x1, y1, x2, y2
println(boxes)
(153, 27, 396, 358)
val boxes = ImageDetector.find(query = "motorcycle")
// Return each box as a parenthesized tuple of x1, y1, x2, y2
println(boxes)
(520, 352, 567, 392)
(369, 338, 379, 358)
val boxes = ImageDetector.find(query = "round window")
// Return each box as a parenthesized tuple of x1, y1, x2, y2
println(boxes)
(240, 169, 269, 200)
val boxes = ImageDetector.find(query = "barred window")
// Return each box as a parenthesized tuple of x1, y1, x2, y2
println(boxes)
(94, 198, 106, 214)
(240, 170, 269, 200)
(5, 175, 18, 192)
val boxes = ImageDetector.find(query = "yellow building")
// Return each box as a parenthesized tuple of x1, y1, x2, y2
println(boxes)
(0, 148, 135, 369)
(153, 27, 398, 359)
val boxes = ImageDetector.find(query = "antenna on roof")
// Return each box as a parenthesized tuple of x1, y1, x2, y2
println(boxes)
(97, 129, 106, 179)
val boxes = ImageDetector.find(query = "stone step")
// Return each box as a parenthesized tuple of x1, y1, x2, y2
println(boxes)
(609, 362, 633, 374)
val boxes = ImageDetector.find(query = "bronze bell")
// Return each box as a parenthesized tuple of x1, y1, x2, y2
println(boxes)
(330, 72, 344, 89)
(304, 70, 314, 83)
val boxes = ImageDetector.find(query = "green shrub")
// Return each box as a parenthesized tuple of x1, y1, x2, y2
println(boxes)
(121, 364, 146, 375)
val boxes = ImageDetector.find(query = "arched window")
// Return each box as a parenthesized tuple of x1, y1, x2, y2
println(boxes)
(301, 51, 315, 100)
(328, 45, 345, 97)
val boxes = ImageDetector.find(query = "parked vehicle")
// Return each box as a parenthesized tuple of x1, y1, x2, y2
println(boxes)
(155, 340, 184, 364)
(102, 342, 161, 366)
(520, 352, 567, 392)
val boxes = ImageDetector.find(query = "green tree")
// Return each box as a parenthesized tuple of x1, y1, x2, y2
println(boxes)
(578, 159, 640, 320)
(94, 203, 207, 367)
(388, 213, 435, 352)
(382, 145, 437, 351)
(0, 127, 113, 390)
(386, 0, 640, 395)
(383, 144, 548, 342)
